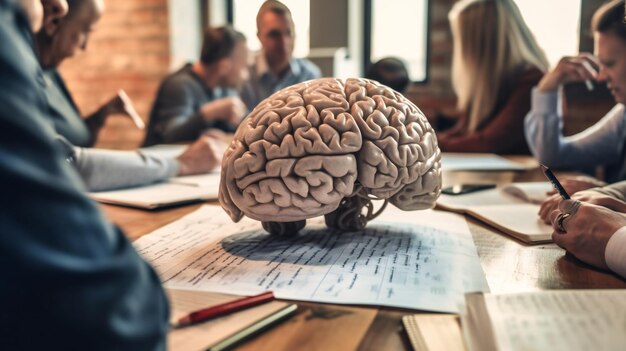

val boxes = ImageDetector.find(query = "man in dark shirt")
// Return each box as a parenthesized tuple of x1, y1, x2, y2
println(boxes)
(144, 26, 248, 146)
(1, 0, 169, 348)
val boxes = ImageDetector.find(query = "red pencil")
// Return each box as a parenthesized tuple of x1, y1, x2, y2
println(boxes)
(172, 291, 275, 328)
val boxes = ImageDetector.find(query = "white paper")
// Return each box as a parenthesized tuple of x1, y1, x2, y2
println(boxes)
(169, 172, 221, 188)
(500, 182, 552, 204)
(485, 290, 626, 351)
(134, 205, 489, 313)
(437, 183, 553, 242)
(90, 183, 217, 209)
(442, 153, 527, 171)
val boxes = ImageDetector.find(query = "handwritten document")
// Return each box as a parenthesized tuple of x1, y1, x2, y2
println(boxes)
(134, 205, 488, 313)
(484, 290, 626, 351)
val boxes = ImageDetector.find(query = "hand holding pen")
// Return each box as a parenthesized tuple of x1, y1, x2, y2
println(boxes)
(537, 53, 599, 93)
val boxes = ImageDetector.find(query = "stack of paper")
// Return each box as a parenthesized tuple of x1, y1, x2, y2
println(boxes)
(462, 290, 626, 351)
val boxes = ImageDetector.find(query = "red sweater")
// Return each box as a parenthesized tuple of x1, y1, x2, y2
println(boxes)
(437, 67, 544, 154)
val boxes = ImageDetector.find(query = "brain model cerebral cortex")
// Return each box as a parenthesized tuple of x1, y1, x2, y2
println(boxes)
(219, 78, 442, 235)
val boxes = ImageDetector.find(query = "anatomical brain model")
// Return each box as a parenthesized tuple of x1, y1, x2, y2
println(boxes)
(219, 78, 441, 235)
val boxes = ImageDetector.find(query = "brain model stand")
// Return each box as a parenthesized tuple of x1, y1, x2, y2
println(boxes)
(219, 78, 442, 235)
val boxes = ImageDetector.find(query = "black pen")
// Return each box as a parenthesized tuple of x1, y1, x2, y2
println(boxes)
(540, 165, 570, 200)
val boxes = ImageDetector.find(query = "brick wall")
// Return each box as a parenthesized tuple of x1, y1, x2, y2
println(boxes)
(59, 0, 170, 149)
(404, 0, 457, 125)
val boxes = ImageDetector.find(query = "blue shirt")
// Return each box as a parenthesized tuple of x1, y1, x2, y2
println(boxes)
(0, 1, 169, 348)
(524, 88, 626, 182)
(240, 51, 321, 110)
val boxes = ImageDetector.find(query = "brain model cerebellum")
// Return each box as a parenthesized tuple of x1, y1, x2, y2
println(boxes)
(219, 78, 442, 235)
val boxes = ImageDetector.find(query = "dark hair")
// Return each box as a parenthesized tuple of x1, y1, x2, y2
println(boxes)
(256, 0, 293, 30)
(200, 26, 246, 65)
(592, 0, 626, 40)
(365, 57, 411, 93)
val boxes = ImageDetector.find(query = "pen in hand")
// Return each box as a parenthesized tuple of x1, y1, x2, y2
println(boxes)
(171, 291, 275, 329)
(540, 165, 570, 200)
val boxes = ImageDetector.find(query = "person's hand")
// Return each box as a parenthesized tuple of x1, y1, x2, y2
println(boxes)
(538, 176, 606, 223)
(537, 53, 599, 92)
(545, 176, 606, 195)
(569, 190, 626, 213)
(176, 135, 226, 176)
(549, 200, 626, 270)
(99, 89, 145, 128)
(202, 129, 234, 144)
(200, 97, 246, 126)
(539, 189, 626, 223)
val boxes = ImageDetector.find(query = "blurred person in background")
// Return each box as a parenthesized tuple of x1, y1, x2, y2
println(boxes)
(240, 0, 321, 110)
(437, 0, 549, 154)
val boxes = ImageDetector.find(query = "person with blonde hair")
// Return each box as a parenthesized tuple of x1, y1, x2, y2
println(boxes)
(438, 0, 549, 154)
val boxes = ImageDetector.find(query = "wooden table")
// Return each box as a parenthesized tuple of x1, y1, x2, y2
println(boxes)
(101, 157, 626, 351)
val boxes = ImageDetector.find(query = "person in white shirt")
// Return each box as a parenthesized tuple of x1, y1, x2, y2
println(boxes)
(525, 0, 626, 189)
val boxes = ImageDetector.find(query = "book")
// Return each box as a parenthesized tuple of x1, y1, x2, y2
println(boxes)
(402, 314, 466, 351)
(167, 288, 290, 350)
(89, 174, 220, 209)
(461, 290, 626, 351)
(436, 182, 554, 243)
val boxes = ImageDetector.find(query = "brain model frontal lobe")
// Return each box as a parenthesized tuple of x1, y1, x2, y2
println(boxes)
(219, 78, 441, 235)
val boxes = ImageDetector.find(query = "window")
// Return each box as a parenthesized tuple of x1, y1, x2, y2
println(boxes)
(514, 0, 581, 67)
(230, 0, 310, 58)
(366, 0, 430, 82)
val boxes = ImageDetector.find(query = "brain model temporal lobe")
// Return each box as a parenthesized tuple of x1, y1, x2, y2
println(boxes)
(219, 78, 441, 235)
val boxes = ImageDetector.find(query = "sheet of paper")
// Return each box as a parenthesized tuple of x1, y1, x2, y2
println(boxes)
(90, 182, 217, 209)
(134, 205, 488, 313)
(169, 172, 221, 188)
(167, 288, 288, 350)
(442, 153, 527, 171)
(484, 290, 626, 351)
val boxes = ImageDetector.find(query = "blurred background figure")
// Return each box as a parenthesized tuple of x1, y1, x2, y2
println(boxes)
(437, 0, 549, 154)
(36, 0, 227, 191)
(240, 0, 321, 110)
(526, 0, 626, 191)
(35, 0, 140, 147)
(365, 57, 410, 94)
(144, 25, 248, 146)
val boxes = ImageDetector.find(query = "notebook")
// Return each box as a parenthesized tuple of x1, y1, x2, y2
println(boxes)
(461, 290, 626, 351)
(436, 182, 554, 243)
(167, 288, 290, 351)
(89, 173, 220, 209)
(402, 314, 466, 351)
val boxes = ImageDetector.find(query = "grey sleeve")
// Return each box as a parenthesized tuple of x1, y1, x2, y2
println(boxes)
(589, 181, 626, 202)
(73, 147, 179, 192)
(151, 79, 208, 143)
(524, 88, 626, 169)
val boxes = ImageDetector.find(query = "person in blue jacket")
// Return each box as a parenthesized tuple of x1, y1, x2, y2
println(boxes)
(0, 0, 169, 348)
